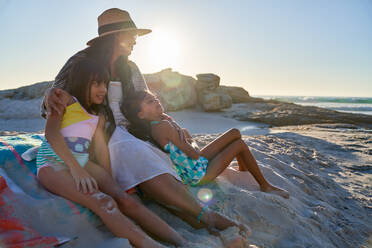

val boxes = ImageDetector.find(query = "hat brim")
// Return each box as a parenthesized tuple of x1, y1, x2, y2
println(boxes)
(86, 28, 151, 46)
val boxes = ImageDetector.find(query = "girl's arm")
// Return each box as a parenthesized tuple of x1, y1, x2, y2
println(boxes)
(91, 114, 111, 175)
(161, 113, 187, 143)
(45, 98, 98, 194)
(152, 120, 200, 160)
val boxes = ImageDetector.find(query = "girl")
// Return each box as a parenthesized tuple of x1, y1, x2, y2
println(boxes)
(37, 59, 184, 248)
(123, 90, 289, 199)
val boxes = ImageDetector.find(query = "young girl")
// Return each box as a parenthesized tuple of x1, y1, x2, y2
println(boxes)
(36, 59, 184, 248)
(123, 90, 289, 199)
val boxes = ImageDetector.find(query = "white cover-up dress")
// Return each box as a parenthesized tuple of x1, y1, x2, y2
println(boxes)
(108, 62, 180, 191)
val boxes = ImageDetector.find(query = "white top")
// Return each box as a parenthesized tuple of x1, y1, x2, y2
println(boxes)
(107, 63, 180, 190)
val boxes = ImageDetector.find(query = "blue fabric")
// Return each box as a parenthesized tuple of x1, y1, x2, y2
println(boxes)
(0, 133, 100, 224)
(36, 138, 89, 170)
(164, 142, 208, 186)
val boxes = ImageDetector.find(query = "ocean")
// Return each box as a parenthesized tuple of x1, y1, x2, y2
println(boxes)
(256, 96, 372, 116)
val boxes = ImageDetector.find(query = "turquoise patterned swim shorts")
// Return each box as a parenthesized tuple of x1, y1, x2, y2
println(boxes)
(164, 142, 208, 186)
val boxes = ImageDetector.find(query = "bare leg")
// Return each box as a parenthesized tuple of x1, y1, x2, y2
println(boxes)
(200, 128, 241, 159)
(199, 140, 246, 184)
(138, 174, 246, 232)
(85, 161, 186, 246)
(236, 149, 289, 199)
(37, 166, 163, 248)
(200, 129, 289, 198)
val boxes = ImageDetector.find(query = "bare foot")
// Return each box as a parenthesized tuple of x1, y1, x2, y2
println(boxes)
(219, 226, 250, 248)
(261, 185, 290, 199)
(223, 236, 246, 248)
(201, 210, 251, 236)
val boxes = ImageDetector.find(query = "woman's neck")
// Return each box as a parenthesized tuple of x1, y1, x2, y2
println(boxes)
(110, 63, 118, 81)
(110, 55, 130, 81)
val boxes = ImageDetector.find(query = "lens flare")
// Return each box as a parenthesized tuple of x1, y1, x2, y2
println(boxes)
(197, 188, 213, 203)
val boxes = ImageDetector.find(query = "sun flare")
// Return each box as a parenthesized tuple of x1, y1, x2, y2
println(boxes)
(145, 29, 182, 70)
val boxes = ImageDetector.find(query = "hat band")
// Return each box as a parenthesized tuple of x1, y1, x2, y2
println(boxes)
(98, 20, 137, 35)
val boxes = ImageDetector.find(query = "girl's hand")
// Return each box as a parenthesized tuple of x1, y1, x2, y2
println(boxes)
(169, 121, 187, 143)
(69, 166, 99, 194)
(160, 113, 187, 143)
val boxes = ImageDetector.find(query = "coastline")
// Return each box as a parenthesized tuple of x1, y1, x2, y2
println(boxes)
(0, 83, 371, 247)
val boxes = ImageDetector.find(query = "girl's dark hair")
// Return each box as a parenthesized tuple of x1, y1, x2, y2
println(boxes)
(121, 90, 162, 149)
(84, 34, 134, 139)
(66, 58, 109, 114)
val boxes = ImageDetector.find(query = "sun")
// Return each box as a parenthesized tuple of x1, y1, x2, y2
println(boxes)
(145, 29, 182, 70)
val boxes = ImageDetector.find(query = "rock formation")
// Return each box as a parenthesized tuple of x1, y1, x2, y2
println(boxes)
(1, 69, 372, 128)
(144, 69, 198, 111)
(225, 97, 372, 127)
(196, 73, 232, 111)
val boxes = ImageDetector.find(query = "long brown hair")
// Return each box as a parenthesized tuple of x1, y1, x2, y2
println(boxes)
(66, 58, 109, 114)
(86, 34, 134, 139)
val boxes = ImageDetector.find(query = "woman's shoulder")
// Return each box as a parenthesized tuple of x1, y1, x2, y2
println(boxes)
(127, 60, 138, 68)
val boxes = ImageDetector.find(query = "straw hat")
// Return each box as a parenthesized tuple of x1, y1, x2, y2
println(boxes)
(87, 8, 151, 46)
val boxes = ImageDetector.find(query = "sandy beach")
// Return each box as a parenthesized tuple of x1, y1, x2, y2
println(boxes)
(1, 1, 372, 246)
(1, 100, 371, 247)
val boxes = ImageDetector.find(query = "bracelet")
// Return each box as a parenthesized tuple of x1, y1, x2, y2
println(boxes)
(197, 206, 209, 223)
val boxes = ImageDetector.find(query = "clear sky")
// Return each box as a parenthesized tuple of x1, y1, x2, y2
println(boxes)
(0, 0, 371, 97)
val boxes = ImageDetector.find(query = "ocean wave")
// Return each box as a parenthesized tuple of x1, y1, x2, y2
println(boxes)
(263, 96, 372, 104)
(331, 106, 372, 112)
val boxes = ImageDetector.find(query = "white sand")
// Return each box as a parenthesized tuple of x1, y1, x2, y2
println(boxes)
(1, 101, 371, 247)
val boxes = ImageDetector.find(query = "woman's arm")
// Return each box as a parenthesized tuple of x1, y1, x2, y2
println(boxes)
(91, 114, 111, 175)
(152, 121, 200, 160)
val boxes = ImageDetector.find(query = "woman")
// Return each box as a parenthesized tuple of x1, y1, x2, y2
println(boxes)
(41, 9, 188, 248)
(45, 8, 258, 246)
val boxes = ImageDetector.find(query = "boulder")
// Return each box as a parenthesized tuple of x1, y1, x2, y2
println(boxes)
(198, 91, 232, 111)
(217, 86, 250, 103)
(0, 81, 51, 100)
(144, 68, 198, 111)
(196, 73, 220, 91)
(226, 97, 372, 127)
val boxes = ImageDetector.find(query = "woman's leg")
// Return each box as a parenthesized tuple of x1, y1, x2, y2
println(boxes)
(138, 174, 246, 232)
(37, 166, 163, 248)
(84, 161, 186, 246)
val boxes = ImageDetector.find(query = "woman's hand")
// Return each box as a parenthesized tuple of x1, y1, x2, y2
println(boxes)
(46, 88, 68, 117)
(69, 166, 99, 194)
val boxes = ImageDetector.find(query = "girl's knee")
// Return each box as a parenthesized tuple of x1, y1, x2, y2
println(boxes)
(233, 139, 247, 151)
(228, 128, 241, 140)
(90, 192, 119, 214)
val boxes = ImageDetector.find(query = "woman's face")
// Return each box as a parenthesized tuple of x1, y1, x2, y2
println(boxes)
(113, 32, 138, 59)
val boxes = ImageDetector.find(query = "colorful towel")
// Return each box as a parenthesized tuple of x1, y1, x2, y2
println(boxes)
(0, 133, 101, 247)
